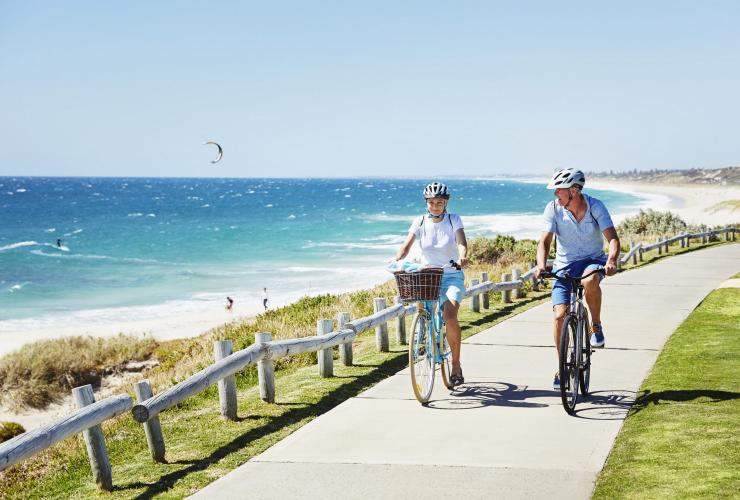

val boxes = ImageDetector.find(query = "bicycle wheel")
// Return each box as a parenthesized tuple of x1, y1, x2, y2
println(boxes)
(438, 321, 454, 390)
(559, 316, 579, 414)
(410, 311, 435, 403)
(579, 306, 591, 397)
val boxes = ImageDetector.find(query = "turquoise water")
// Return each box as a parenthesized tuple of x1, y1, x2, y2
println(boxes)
(0, 177, 640, 330)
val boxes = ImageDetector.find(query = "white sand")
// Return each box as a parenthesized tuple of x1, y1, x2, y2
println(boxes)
(589, 180, 740, 227)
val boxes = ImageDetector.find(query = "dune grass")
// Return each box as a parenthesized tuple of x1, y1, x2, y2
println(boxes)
(593, 285, 740, 498)
(0, 334, 158, 411)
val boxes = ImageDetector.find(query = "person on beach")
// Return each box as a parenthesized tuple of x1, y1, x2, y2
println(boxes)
(533, 168, 620, 390)
(262, 288, 269, 310)
(225, 296, 234, 312)
(394, 182, 469, 386)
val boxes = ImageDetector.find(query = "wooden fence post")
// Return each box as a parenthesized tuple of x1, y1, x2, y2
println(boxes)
(733, 226, 737, 242)
(214, 340, 237, 420)
(656, 237, 662, 255)
(317, 319, 334, 377)
(481, 272, 490, 309)
(72, 385, 113, 491)
(725, 226, 730, 241)
(373, 298, 389, 352)
(512, 268, 522, 299)
(470, 279, 480, 312)
(134, 380, 166, 463)
(501, 273, 511, 303)
(393, 297, 407, 345)
(630, 242, 636, 265)
(256, 332, 275, 403)
(664, 237, 670, 253)
(680, 234, 685, 248)
(686, 234, 691, 247)
(337, 312, 354, 364)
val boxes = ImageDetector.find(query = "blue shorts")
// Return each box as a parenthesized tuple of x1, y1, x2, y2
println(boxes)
(551, 258, 605, 307)
(440, 270, 465, 305)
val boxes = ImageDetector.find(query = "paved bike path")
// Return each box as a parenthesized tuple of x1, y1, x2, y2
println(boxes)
(191, 244, 740, 499)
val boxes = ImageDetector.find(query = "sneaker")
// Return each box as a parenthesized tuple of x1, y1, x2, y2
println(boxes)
(590, 324, 605, 348)
(553, 372, 561, 391)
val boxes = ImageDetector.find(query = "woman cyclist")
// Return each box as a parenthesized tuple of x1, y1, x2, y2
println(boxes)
(394, 182, 469, 386)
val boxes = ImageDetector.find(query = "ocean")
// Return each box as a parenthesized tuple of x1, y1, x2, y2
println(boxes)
(0, 177, 641, 337)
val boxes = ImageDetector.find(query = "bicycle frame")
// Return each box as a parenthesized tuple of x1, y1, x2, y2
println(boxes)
(415, 298, 448, 366)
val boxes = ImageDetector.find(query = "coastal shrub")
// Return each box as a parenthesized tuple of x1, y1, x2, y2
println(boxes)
(618, 209, 688, 236)
(468, 235, 538, 266)
(0, 421, 25, 443)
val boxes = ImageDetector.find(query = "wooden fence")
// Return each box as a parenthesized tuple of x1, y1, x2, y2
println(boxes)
(0, 224, 735, 489)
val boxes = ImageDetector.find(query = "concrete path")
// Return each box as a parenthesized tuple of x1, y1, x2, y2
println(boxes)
(191, 244, 740, 500)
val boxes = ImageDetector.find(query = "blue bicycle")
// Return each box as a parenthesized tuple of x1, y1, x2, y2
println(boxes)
(394, 262, 459, 404)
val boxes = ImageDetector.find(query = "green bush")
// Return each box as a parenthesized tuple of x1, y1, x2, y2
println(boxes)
(0, 421, 25, 443)
(618, 209, 688, 236)
(468, 235, 538, 266)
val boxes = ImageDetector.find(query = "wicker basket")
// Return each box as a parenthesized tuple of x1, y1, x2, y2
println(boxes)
(394, 267, 444, 302)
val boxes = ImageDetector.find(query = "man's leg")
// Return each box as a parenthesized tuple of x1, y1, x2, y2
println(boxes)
(582, 274, 602, 325)
(583, 273, 605, 347)
(553, 304, 569, 358)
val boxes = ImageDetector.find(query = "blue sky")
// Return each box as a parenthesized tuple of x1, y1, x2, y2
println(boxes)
(1, 1, 738, 178)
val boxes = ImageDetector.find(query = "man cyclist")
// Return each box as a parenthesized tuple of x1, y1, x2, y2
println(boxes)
(394, 182, 469, 386)
(533, 168, 620, 390)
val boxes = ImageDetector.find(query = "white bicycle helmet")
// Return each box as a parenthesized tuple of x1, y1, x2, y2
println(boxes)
(547, 168, 586, 189)
(423, 182, 450, 199)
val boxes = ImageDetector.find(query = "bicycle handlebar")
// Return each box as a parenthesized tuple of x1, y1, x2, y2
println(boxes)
(448, 259, 462, 271)
(540, 266, 604, 283)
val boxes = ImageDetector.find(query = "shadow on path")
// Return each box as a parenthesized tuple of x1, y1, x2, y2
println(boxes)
(426, 381, 550, 410)
(572, 390, 636, 420)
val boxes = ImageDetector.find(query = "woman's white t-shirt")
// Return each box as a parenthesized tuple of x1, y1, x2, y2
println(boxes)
(408, 213, 464, 272)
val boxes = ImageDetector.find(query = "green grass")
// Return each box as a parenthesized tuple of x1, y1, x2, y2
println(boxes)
(0, 279, 550, 499)
(593, 286, 740, 499)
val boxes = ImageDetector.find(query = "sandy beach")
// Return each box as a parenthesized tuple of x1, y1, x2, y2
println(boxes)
(589, 180, 740, 227)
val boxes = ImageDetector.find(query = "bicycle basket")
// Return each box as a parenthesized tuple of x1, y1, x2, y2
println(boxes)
(394, 267, 444, 302)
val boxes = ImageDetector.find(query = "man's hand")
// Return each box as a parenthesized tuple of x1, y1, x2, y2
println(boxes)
(534, 265, 547, 281)
(459, 257, 468, 269)
(604, 260, 617, 276)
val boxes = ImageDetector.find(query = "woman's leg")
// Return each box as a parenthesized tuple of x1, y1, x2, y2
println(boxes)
(444, 299, 462, 374)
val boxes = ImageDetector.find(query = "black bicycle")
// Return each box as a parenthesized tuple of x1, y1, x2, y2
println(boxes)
(541, 266, 604, 415)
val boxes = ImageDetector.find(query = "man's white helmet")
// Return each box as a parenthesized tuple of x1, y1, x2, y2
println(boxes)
(547, 168, 586, 189)
(423, 182, 450, 199)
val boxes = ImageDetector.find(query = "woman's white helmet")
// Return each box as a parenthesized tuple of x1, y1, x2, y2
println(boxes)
(423, 182, 450, 199)
(547, 168, 586, 189)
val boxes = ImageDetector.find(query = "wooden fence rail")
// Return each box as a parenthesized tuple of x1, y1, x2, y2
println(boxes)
(0, 390, 131, 486)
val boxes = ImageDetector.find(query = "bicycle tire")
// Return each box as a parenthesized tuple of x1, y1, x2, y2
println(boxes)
(438, 321, 454, 390)
(410, 311, 435, 403)
(559, 316, 579, 415)
(579, 306, 591, 397)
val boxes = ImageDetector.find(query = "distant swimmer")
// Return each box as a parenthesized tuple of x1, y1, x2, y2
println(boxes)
(262, 288, 269, 310)
(56, 238, 62, 248)
(225, 296, 234, 312)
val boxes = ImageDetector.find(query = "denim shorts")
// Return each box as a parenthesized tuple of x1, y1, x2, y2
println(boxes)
(440, 270, 465, 304)
(551, 258, 605, 307)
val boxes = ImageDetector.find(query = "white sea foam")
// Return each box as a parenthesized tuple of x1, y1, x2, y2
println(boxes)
(0, 241, 39, 252)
